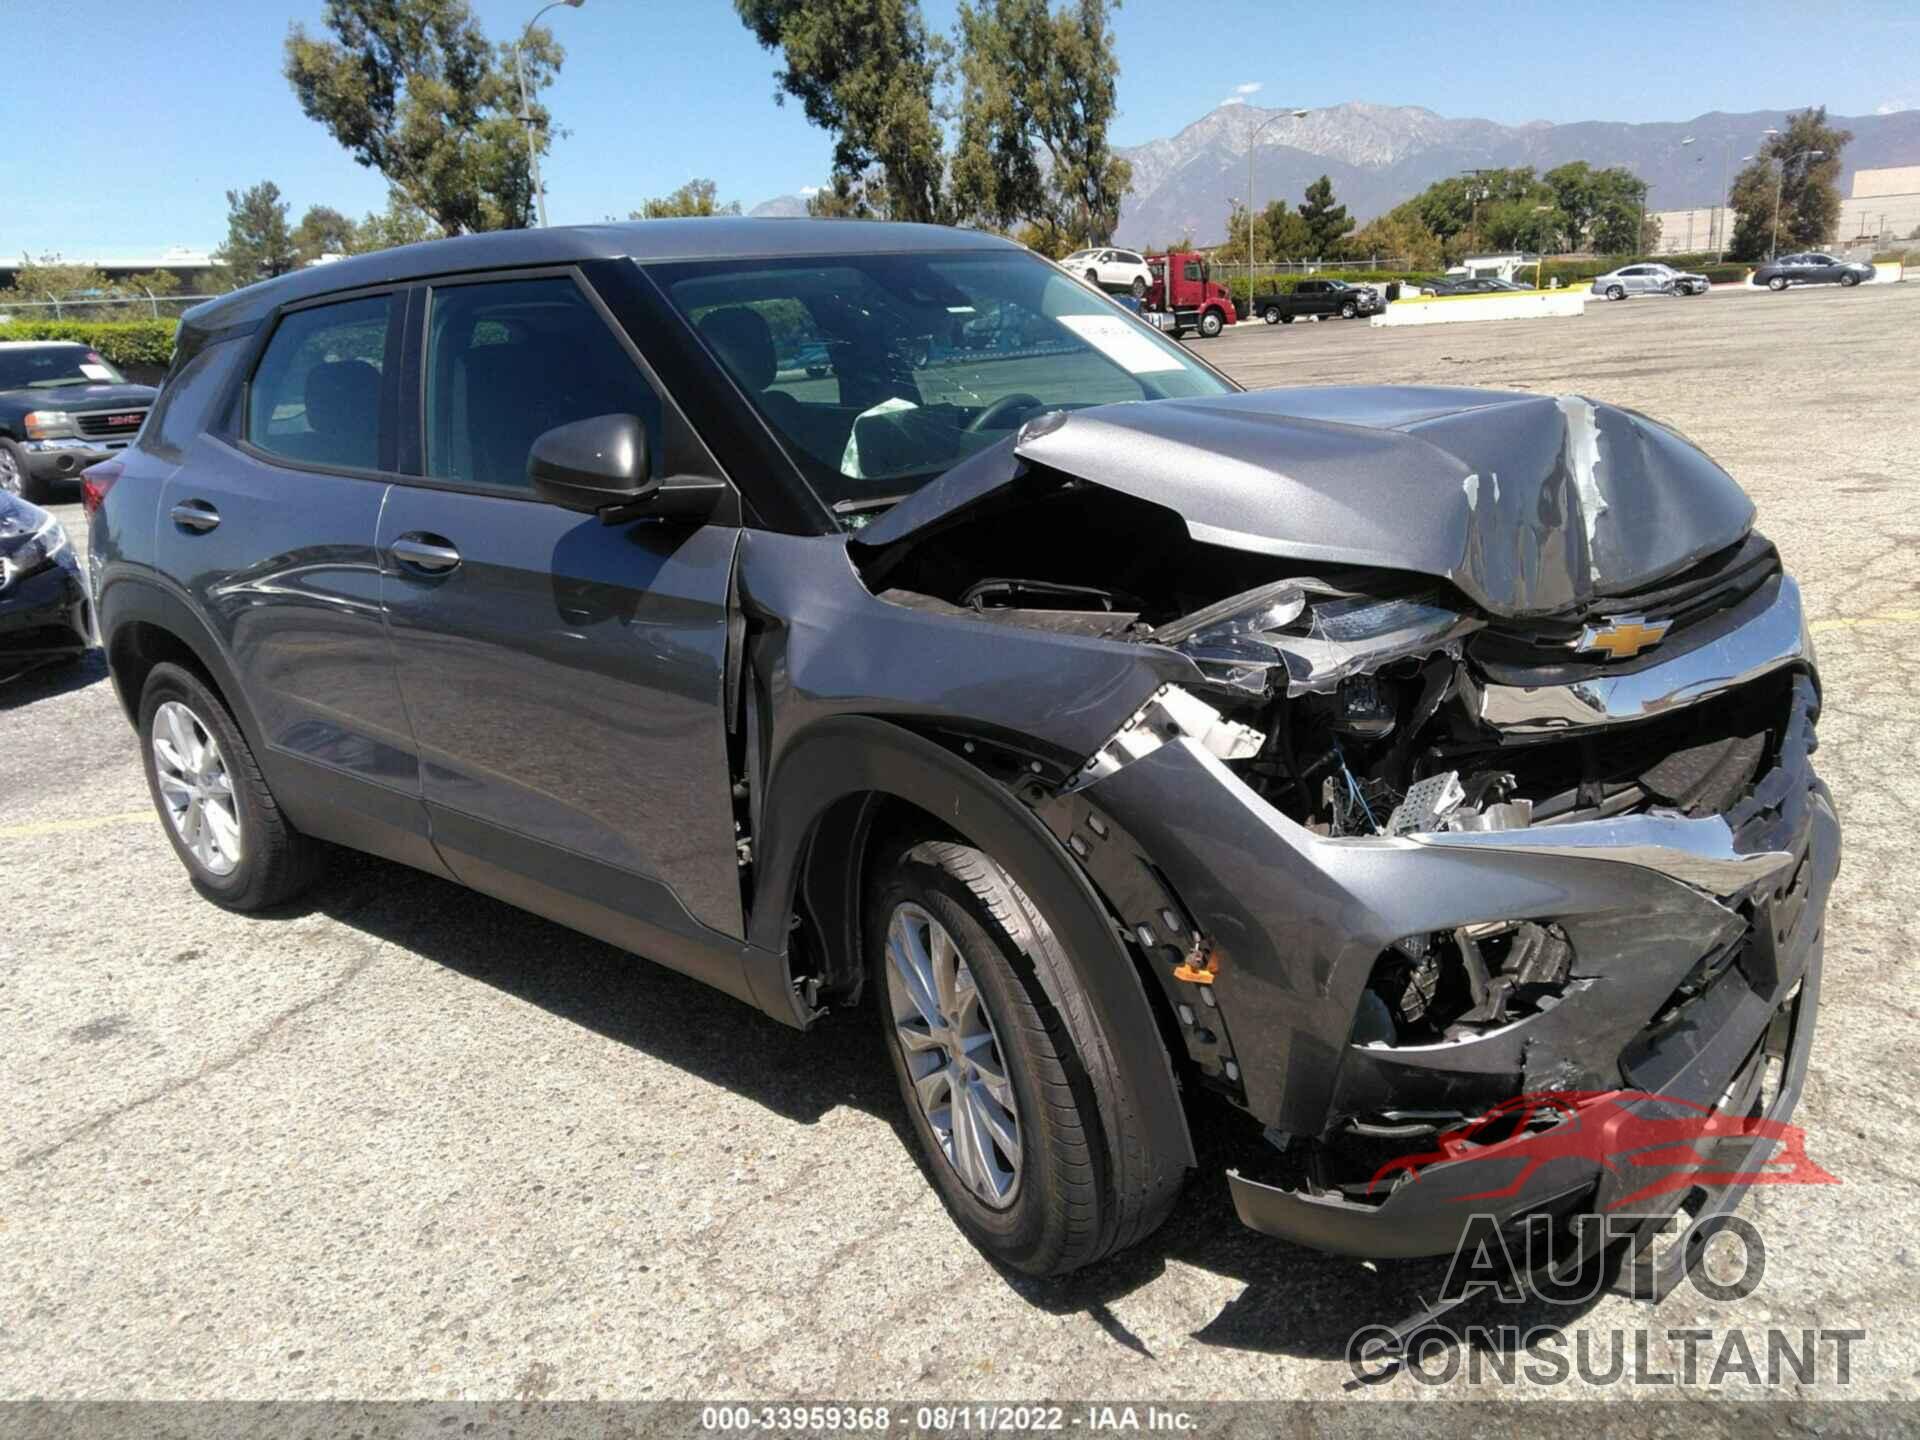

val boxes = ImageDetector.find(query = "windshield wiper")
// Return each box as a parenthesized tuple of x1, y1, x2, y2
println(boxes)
(832, 494, 909, 516)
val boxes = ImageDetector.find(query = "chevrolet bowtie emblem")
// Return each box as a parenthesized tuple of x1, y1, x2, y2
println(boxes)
(1577, 615, 1672, 660)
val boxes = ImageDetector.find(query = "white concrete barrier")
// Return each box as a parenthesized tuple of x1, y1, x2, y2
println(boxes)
(1871, 261, 1905, 284)
(1370, 290, 1587, 327)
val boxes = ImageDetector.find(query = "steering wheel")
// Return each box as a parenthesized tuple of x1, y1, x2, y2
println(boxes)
(966, 392, 1045, 433)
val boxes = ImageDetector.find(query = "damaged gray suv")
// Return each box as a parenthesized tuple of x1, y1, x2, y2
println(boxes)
(92, 220, 1838, 1288)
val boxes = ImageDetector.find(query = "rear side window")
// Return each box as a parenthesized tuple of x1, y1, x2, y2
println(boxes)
(424, 276, 663, 493)
(246, 294, 393, 472)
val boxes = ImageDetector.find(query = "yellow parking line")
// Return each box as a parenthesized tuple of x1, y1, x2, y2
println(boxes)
(1810, 610, 1920, 634)
(0, 810, 154, 841)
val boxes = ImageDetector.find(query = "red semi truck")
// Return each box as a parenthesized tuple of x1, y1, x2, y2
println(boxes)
(1143, 252, 1238, 339)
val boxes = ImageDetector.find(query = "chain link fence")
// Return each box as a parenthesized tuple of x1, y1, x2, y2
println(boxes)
(0, 294, 224, 323)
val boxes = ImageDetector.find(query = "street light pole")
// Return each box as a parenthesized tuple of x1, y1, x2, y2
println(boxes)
(516, 0, 585, 228)
(1247, 107, 1309, 316)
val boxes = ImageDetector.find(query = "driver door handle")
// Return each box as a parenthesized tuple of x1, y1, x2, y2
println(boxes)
(390, 533, 461, 575)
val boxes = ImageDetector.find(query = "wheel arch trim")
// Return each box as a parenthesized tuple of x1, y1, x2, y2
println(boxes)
(745, 714, 1195, 1167)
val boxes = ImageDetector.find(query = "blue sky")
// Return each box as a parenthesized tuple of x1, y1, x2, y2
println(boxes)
(5, 0, 1914, 259)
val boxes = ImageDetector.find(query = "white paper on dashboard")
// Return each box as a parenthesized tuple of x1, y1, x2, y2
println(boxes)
(1056, 314, 1185, 374)
(80, 364, 117, 381)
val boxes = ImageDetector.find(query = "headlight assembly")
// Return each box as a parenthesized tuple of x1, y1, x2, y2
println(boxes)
(0, 511, 71, 592)
(1156, 579, 1481, 697)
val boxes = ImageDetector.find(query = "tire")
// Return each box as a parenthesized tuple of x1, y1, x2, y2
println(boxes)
(1840, 272, 1860, 287)
(1198, 309, 1224, 338)
(1084, 269, 1101, 287)
(1606, 285, 1626, 301)
(870, 838, 1182, 1276)
(1340, 301, 1358, 318)
(1262, 306, 1279, 325)
(139, 662, 320, 911)
(1768, 276, 1788, 291)
(0, 437, 47, 503)
(1130, 276, 1147, 299)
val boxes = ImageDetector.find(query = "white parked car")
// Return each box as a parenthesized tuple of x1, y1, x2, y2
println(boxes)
(1063, 247, 1153, 298)
(1590, 263, 1709, 300)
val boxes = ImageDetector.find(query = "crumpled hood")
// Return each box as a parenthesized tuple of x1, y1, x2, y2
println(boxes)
(854, 386, 1757, 618)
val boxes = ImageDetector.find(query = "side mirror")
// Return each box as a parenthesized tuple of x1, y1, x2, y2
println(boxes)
(529, 413, 725, 524)
(529, 413, 652, 513)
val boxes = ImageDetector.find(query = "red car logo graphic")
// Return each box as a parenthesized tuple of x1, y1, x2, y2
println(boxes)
(1367, 1089, 1838, 1211)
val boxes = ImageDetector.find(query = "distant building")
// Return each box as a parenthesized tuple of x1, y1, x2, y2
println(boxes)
(1650, 165, 1920, 256)
(0, 248, 221, 290)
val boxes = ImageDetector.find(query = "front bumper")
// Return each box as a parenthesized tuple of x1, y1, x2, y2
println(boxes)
(1075, 651, 1837, 1263)
(0, 556, 92, 658)
(21, 435, 129, 483)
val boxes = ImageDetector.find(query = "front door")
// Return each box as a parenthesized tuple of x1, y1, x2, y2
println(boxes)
(376, 270, 749, 991)
(155, 287, 442, 874)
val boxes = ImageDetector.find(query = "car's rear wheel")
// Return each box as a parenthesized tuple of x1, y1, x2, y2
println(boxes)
(140, 662, 320, 911)
(870, 838, 1181, 1276)
(1130, 276, 1147, 299)
(1340, 300, 1358, 318)
(1606, 285, 1626, 301)
(1768, 275, 1788, 291)
(0, 438, 46, 503)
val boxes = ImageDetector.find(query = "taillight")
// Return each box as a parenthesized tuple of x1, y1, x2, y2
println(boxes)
(81, 460, 123, 517)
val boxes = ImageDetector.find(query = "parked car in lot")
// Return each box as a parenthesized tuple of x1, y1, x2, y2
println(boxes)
(1062, 246, 1153, 298)
(1421, 276, 1526, 296)
(1142, 250, 1237, 338)
(0, 490, 89, 672)
(1752, 252, 1876, 291)
(1247, 278, 1384, 324)
(1591, 263, 1709, 300)
(92, 219, 1838, 1289)
(0, 342, 157, 502)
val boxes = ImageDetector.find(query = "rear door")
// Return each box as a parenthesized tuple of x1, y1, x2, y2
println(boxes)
(376, 267, 750, 987)
(155, 286, 442, 873)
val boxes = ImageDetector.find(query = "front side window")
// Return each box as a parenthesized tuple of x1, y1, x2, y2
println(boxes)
(246, 294, 392, 471)
(424, 276, 663, 494)
(655, 249, 1231, 515)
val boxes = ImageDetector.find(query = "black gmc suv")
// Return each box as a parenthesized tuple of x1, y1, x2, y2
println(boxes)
(88, 220, 1837, 1307)
(0, 342, 156, 501)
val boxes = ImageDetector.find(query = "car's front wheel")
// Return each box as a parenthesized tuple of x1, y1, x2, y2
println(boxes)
(870, 838, 1180, 1276)
(1840, 272, 1861, 287)
(1198, 309, 1225, 337)
(1768, 275, 1789, 291)
(140, 662, 320, 910)
(1340, 300, 1358, 318)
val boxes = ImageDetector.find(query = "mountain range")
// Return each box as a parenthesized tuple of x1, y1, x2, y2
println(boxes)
(748, 101, 1920, 247)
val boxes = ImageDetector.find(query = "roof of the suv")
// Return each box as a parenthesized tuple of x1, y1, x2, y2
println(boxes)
(183, 218, 1024, 330)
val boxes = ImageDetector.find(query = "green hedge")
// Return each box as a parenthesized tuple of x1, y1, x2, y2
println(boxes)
(0, 319, 179, 371)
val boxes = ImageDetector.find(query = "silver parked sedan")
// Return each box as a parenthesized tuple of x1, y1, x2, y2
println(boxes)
(1591, 262, 1709, 299)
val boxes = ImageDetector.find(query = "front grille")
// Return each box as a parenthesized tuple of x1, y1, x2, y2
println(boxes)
(1471, 533, 1780, 670)
(75, 409, 147, 439)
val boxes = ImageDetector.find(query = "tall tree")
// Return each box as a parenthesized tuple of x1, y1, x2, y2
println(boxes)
(952, 0, 1131, 244)
(292, 205, 359, 264)
(355, 190, 443, 253)
(215, 182, 298, 286)
(1727, 107, 1852, 260)
(633, 179, 743, 219)
(734, 0, 951, 224)
(1298, 175, 1355, 256)
(285, 0, 563, 235)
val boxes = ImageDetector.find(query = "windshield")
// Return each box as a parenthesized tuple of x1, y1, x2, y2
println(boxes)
(0, 345, 128, 390)
(655, 249, 1233, 514)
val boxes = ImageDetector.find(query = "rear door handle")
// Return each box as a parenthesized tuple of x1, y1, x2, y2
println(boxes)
(390, 533, 461, 575)
(170, 500, 220, 533)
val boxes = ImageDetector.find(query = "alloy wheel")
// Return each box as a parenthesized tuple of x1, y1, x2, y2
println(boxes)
(0, 448, 20, 496)
(885, 901, 1023, 1207)
(151, 700, 244, 876)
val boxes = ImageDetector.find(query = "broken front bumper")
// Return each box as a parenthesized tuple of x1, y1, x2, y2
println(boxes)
(1076, 664, 1837, 1262)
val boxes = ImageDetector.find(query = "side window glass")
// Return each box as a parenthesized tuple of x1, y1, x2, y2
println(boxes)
(246, 294, 392, 471)
(425, 276, 663, 493)
(1183, 262, 1202, 282)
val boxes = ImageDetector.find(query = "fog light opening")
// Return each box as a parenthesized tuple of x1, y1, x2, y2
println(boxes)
(1356, 921, 1574, 1046)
